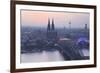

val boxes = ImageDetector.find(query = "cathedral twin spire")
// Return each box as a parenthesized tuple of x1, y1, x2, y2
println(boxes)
(47, 18, 55, 31)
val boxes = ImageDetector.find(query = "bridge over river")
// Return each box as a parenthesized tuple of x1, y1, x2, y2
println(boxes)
(21, 43, 89, 63)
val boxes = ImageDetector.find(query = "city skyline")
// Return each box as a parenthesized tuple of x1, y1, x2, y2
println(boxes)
(21, 10, 90, 29)
(21, 10, 90, 62)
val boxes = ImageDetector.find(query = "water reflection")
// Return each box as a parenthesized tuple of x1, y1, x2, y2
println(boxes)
(21, 50, 64, 63)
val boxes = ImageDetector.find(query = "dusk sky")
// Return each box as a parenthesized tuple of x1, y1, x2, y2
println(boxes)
(21, 10, 90, 29)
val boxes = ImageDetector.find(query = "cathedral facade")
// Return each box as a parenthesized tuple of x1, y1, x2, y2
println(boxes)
(47, 19, 58, 42)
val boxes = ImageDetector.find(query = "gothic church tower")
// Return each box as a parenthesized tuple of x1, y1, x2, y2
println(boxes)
(47, 18, 57, 42)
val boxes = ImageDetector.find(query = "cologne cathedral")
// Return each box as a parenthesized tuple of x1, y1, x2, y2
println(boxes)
(47, 19, 58, 42)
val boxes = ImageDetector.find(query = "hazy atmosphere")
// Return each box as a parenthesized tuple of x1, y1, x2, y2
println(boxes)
(21, 10, 90, 28)
(21, 10, 90, 63)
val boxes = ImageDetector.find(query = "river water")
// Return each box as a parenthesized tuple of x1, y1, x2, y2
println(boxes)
(21, 50, 64, 63)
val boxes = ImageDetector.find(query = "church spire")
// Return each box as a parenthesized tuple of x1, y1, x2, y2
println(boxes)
(47, 18, 50, 31)
(85, 24, 88, 30)
(52, 18, 55, 30)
